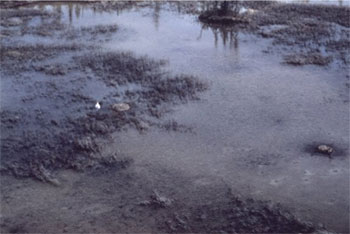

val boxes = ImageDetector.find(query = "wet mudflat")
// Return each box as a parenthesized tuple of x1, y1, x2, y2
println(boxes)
(0, 1, 349, 233)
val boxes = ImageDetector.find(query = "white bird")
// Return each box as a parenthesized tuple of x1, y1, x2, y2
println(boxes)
(95, 102, 101, 110)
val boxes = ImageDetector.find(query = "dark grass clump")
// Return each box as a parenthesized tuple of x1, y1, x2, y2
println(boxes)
(248, 3, 350, 27)
(0, 8, 53, 19)
(1, 51, 207, 183)
(284, 53, 332, 66)
(0, 44, 82, 74)
(0, 116, 134, 184)
(78, 52, 168, 86)
(243, 2, 350, 66)
(77, 51, 207, 108)
(163, 193, 316, 233)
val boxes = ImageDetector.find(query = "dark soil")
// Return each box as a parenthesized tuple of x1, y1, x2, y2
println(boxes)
(249, 3, 350, 27)
(253, 3, 350, 65)
(150, 175, 316, 233)
(0, 47, 206, 182)
(284, 53, 333, 66)
(0, 44, 83, 74)
(162, 196, 315, 233)
(199, 1, 350, 66)
(0, 4, 206, 182)
(0, 165, 319, 233)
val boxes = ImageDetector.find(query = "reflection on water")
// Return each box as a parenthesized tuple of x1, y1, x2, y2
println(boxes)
(152, 2, 161, 31)
(30, 0, 348, 54)
(34, 2, 135, 24)
(31, 2, 242, 53)
(34, 0, 348, 27)
(198, 24, 239, 50)
(30, 0, 348, 55)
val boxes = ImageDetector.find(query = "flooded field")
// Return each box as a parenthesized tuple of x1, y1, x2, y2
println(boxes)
(0, 1, 349, 233)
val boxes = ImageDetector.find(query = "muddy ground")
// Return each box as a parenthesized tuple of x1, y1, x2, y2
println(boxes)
(0, 1, 349, 233)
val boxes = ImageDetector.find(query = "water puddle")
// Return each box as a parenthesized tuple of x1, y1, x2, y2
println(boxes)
(34, 3, 349, 231)
(1, 2, 349, 232)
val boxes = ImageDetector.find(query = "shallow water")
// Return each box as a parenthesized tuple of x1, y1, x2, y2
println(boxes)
(3, 2, 350, 232)
(37, 3, 350, 231)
